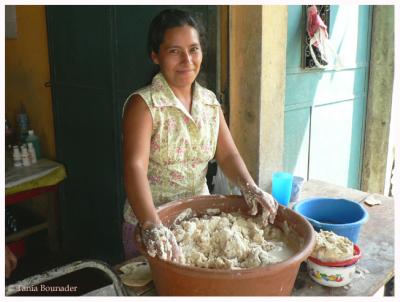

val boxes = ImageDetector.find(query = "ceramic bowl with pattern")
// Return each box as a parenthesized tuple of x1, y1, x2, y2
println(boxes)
(307, 244, 361, 287)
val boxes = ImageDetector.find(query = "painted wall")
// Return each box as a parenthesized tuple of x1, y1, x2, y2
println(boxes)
(284, 5, 372, 189)
(5, 5, 55, 159)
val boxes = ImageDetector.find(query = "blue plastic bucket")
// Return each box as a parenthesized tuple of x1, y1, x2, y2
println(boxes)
(293, 198, 369, 243)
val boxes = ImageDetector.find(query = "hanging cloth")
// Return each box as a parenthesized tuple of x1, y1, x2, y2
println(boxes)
(307, 5, 342, 69)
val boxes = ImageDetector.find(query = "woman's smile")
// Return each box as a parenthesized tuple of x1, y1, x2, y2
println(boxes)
(176, 69, 195, 74)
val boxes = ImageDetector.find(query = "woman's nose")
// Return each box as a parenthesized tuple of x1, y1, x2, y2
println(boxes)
(181, 51, 192, 63)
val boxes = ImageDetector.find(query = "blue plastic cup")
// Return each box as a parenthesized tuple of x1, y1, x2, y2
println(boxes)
(272, 172, 293, 206)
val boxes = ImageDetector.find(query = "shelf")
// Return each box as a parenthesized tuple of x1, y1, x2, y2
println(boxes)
(6, 222, 49, 244)
(5, 185, 57, 206)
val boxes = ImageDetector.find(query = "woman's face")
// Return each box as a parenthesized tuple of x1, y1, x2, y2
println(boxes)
(151, 25, 202, 89)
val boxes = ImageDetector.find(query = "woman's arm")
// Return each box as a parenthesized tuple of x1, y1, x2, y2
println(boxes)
(215, 107, 278, 224)
(122, 94, 160, 227)
(214, 107, 255, 187)
(123, 95, 182, 262)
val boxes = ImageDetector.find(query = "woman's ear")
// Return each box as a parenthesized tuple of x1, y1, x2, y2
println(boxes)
(151, 51, 159, 65)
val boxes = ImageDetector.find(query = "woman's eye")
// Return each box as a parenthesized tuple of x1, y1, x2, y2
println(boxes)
(190, 47, 200, 53)
(169, 49, 179, 54)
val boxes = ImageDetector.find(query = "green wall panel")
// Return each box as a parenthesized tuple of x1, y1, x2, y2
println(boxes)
(309, 98, 365, 188)
(47, 6, 111, 88)
(284, 108, 310, 178)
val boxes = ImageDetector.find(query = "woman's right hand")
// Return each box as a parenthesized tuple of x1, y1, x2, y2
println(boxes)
(141, 222, 183, 263)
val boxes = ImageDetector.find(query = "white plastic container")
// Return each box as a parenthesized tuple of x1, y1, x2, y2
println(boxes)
(27, 142, 37, 164)
(12, 145, 22, 167)
(25, 129, 41, 159)
(21, 144, 31, 166)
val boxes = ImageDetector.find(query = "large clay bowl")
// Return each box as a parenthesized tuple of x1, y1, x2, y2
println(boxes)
(135, 195, 316, 296)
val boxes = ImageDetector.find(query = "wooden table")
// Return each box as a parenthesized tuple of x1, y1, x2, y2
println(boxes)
(291, 179, 394, 296)
(116, 179, 394, 296)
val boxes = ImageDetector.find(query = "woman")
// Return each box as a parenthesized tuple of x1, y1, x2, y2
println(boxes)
(122, 9, 278, 262)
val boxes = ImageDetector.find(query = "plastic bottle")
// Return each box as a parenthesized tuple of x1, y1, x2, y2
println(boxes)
(5, 119, 16, 146)
(25, 130, 41, 159)
(21, 144, 31, 166)
(17, 104, 29, 143)
(27, 142, 37, 164)
(12, 145, 22, 167)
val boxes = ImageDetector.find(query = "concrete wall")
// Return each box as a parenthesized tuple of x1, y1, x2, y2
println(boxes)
(229, 6, 288, 190)
(5, 5, 56, 159)
(361, 6, 394, 194)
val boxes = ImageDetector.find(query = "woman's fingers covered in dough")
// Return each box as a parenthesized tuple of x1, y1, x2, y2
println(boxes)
(170, 239, 184, 263)
(268, 205, 278, 224)
(260, 191, 278, 213)
(245, 195, 258, 216)
(240, 183, 261, 216)
(164, 229, 183, 263)
(240, 182, 279, 225)
(142, 224, 183, 263)
(258, 191, 278, 224)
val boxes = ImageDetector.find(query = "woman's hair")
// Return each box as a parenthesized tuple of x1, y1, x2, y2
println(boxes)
(147, 9, 206, 56)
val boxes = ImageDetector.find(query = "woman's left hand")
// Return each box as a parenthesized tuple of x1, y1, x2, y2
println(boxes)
(240, 182, 279, 225)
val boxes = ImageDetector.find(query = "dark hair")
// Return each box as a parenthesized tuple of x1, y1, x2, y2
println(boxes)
(147, 9, 206, 56)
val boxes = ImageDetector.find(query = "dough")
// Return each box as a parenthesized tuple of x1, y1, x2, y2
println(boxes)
(172, 210, 296, 269)
(364, 195, 382, 206)
(119, 261, 152, 287)
(311, 230, 354, 262)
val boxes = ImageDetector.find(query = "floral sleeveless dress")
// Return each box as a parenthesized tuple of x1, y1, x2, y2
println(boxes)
(122, 72, 220, 226)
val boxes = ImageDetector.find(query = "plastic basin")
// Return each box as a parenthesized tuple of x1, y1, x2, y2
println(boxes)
(135, 195, 316, 296)
(293, 197, 369, 243)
